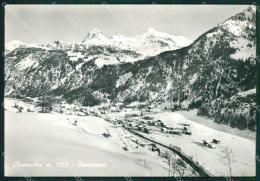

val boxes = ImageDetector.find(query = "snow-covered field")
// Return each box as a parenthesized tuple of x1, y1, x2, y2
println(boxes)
(4, 98, 196, 177)
(106, 110, 256, 176)
(4, 98, 256, 176)
(149, 112, 255, 176)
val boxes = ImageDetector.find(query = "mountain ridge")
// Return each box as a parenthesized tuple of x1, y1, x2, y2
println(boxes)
(4, 6, 257, 130)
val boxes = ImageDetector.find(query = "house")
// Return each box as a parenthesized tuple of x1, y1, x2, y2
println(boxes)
(137, 125, 144, 131)
(124, 134, 132, 138)
(154, 122, 159, 126)
(27, 108, 34, 112)
(161, 128, 167, 132)
(203, 140, 209, 145)
(125, 118, 133, 122)
(72, 120, 78, 126)
(79, 107, 85, 112)
(207, 143, 216, 149)
(100, 110, 106, 114)
(137, 124, 146, 131)
(22, 97, 33, 103)
(170, 130, 182, 135)
(131, 138, 139, 144)
(111, 106, 120, 112)
(116, 119, 123, 124)
(125, 105, 133, 109)
(148, 121, 155, 126)
(146, 107, 152, 112)
(165, 126, 173, 130)
(202, 140, 215, 148)
(212, 139, 220, 144)
(132, 126, 139, 130)
(130, 137, 135, 142)
(182, 127, 191, 135)
(183, 123, 190, 127)
(151, 144, 158, 150)
(76, 112, 85, 116)
(143, 116, 153, 120)
(122, 146, 128, 151)
(160, 122, 165, 127)
(102, 133, 111, 138)
(150, 144, 160, 154)
(150, 104, 156, 108)
(183, 130, 192, 135)
(138, 142, 146, 147)
(157, 119, 162, 123)
(143, 128, 150, 134)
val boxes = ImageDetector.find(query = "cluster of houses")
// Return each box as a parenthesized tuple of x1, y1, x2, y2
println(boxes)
(202, 139, 220, 149)
(57, 104, 108, 117)
(129, 137, 161, 154)
(161, 124, 192, 135)
(122, 119, 151, 134)
(130, 137, 147, 147)
(155, 121, 192, 136)
(146, 102, 162, 112)
(117, 114, 194, 138)
(118, 113, 194, 137)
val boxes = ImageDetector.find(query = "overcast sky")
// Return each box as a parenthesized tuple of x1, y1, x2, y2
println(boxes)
(5, 4, 248, 44)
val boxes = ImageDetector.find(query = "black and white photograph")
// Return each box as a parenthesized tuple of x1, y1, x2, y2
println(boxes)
(3, 3, 258, 178)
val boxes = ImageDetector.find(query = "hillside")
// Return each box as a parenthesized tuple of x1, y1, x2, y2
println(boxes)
(113, 6, 257, 130)
(4, 6, 257, 130)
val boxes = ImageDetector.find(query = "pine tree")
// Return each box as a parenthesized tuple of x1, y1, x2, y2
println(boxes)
(36, 75, 53, 113)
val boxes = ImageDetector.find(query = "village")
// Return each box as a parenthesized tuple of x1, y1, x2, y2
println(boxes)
(14, 97, 222, 151)
(4, 97, 256, 176)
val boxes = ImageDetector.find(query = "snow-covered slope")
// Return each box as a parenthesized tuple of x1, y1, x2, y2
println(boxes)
(81, 27, 191, 58)
(5, 28, 190, 67)
(113, 5, 257, 130)
(5, 28, 190, 68)
(5, 40, 26, 53)
(5, 40, 51, 54)
(4, 6, 257, 130)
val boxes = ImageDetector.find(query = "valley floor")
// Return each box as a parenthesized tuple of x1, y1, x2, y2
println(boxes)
(5, 98, 196, 177)
(4, 98, 256, 176)
(107, 110, 256, 176)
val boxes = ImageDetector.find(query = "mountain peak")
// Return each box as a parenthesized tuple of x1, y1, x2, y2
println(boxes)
(81, 28, 107, 43)
(5, 40, 26, 52)
(81, 28, 109, 45)
(6, 40, 24, 46)
(87, 29, 103, 38)
(245, 5, 256, 13)
(90, 28, 102, 34)
(227, 5, 256, 23)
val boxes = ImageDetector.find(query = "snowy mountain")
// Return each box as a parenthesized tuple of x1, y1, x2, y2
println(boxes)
(111, 5, 257, 130)
(5, 40, 26, 53)
(81, 27, 191, 57)
(4, 6, 257, 130)
(5, 40, 52, 55)
(5, 28, 190, 67)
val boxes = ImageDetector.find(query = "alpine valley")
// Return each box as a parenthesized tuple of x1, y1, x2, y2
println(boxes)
(5, 6, 257, 131)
